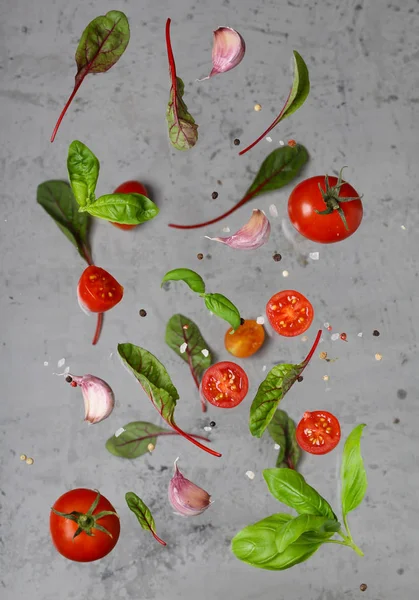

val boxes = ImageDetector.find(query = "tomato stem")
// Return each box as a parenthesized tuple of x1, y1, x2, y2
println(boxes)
(165, 19, 178, 103)
(50, 78, 84, 143)
(302, 329, 322, 366)
(92, 312, 104, 346)
(114, 430, 210, 448)
(151, 528, 167, 546)
(170, 422, 221, 457)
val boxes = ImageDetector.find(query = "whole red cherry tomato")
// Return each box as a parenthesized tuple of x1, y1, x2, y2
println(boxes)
(296, 411, 341, 455)
(266, 290, 314, 337)
(111, 181, 149, 230)
(201, 361, 249, 408)
(50, 489, 120, 562)
(288, 168, 363, 243)
(224, 320, 265, 358)
(77, 266, 123, 313)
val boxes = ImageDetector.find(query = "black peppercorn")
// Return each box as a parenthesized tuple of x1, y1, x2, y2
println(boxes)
(197, 253, 204, 260)
(297, 376, 304, 382)
(139, 309, 147, 317)
(211, 191, 218, 199)
(240, 318, 245, 326)
(233, 138, 240, 146)
(360, 584, 367, 592)
(210, 421, 216, 427)
(373, 329, 380, 336)
(273, 253, 282, 262)
(65, 375, 73, 383)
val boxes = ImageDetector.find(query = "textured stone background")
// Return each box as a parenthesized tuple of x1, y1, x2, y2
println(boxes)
(1, 0, 418, 598)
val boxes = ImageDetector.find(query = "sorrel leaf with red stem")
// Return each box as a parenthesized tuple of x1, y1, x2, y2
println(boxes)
(165, 314, 212, 412)
(249, 330, 322, 438)
(117, 344, 221, 457)
(51, 11, 130, 142)
(239, 51, 310, 155)
(125, 492, 167, 546)
(168, 144, 308, 229)
(165, 18, 198, 150)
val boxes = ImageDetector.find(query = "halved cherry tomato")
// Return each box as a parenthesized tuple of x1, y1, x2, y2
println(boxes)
(224, 320, 265, 358)
(77, 266, 123, 313)
(111, 181, 148, 230)
(296, 411, 341, 455)
(266, 290, 314, 337)
(201, 361, 249, 408)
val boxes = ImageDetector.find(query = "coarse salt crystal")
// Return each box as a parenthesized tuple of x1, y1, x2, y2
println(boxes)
(401, 225, 406, 230)
(180, 342, 188, 354)
(201, 349, 209, 357)
(282, 270, 289, 277)
(324, 322, 330, 329)
(204, 426, 212, 432)
(301, 335, 308, 342)
(358, 332, 363, 337)
(222, 226, 231, 233)
(331, 333, 340, 341)
(256, 316, 265, 325)
(323, 375, 329, 381)
(64, 366, 70, 375)
(246, 470, 255, 480)
(43, 361, 48, 366)
(266, 136, 273, 142)
(269, 204, 278, 217)
(262, 365, 267, 371)
(279, 140, 285, 146)
(115, 427, 125, 438)
(309, 252, 319, 260)
(57, 358, 65, 368)
(274, 443, 280, 450)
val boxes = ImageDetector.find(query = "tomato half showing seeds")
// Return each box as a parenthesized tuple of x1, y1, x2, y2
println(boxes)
(50, 489, 120, 562)
(224, 319, 265, 358)
(266, 290, 314, 337)
(78, 266, 124, 313)
(296, 411, 341, 455)
(111, 181, 149, 230)
(201, 361, 249, 408)
(288, 170, 363, 244)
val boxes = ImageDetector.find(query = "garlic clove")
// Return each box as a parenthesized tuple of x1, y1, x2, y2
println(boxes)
(67, 374, 115, 424)
(199, 27, 246, 80)
(168, 458, 211, 517)
(205, 209, 271, 250)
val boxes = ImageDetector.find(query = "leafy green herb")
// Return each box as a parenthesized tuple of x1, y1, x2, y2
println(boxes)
(239, 51, 310, 155)
(268, 410, 301, 469)
(168, 144, 308, 229)
(161, 269, 205, 294)
(117, 343, 221, 457)
(341, 424, 367, 527)
(249, 330, 321, 438)
(67, 141, 99, 207)
(232, 426, 367, 570)
(165, 19, 198, 150)
(51, 11, 130, 142)
(165, 314, 212, 411)
(203, 293, 241, 330)
(125, 492, 166, 546)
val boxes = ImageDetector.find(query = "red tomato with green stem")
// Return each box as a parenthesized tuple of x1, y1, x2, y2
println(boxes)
(201, 361, 249, 408)
(111, 181, 149, 230)
(266, 290, 314, 337)
(288, 168, 363, 243)
(296, 411, 341, 455)
(50, 489, 120, 562)
(78, 265, 124, 314)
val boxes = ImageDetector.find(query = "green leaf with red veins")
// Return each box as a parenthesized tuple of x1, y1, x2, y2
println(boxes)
(166, 77, 198, 151)
(268, 409, 302, 470)
(125, 492, 166, 546)
(106, 422, 170, 459)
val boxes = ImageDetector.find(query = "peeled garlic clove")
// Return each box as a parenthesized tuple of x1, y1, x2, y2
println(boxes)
(199, 27, 245, 80)
(67, 374, 115, 424)
(168, 459, 211, 517)
(205, 209, 270, 250)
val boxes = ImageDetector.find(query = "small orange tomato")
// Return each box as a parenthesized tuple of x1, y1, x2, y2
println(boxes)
(224, 319, 265, 358)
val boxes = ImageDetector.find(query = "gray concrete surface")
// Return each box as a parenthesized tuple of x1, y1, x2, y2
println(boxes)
(1, 0, 418, 598)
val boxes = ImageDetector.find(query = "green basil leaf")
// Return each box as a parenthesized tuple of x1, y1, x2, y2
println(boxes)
(249, 364, 303, 438)
(67, 140, 99, 207)
(125, 492, 166, 546)
(36, 180, 92, 263)
(105, 421, 169, 459)
(166, 76, 198, 151)
(341, 424, 367, 517)
(203, 293, 241, 330)
(263, 468, 337, 521)
(244, 145, 309, 200)
(118, 344, 178, 423)
(165, 314, 212, 383)
(161, 268, 205, 294)
(276, 515, 338, 553)
(84, 193, 159, 225)
(268, 409, 302, 470)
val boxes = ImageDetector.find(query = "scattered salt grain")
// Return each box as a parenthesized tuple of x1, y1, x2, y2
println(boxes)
(401, 225, 406, 230)
(201, 348, 209, 357)
(324, 322, 330, 329)
(256, 316, 265, 325)
(282, 270, 289, 277)
(57, 358, 65, 368)
(301, 335, 308, 342)
(43, 361, 48, 366)
(246, 470, 255, 480)
(279, 140, 285, 146)
(180, 342, 188, 354)
(358, 332, 363, 337)
(222, 226, 231, 233)
(274, 443, 280, 450)
(269, 204, 278, 217)
(331, 333, 340, 341)
(266, 136, 273, 142)
(64, 366, 70, 375)
(309, 252, 319, 260)
(204, 426, 212, 432)
(114, 427, 125, 438)
(262, 365, 267, 371)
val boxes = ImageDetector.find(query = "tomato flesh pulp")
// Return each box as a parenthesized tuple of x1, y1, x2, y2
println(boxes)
(224, 320, 265, 358)
(111, 181, 148, 230)
(296, 411, 341, 455)
(78, 266, 124, 313)
(201, 361, 249, 408)
(266, 290, 314, 337)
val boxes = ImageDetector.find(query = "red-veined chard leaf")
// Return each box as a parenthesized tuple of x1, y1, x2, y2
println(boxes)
(249, 330, 321, 438)
(165, 314, 212, 412)
(165, 18, 198, 151)
(117, 343, 221, 457)
(268, 409, 302, 470)
(51, 11, 130, 142)
(168, 144, 308, 229)
(125, 492, 166, 546)
(239, 51, 310, 155)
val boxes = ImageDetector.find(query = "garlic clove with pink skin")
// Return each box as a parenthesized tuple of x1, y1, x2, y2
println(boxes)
(66, 374, 115, 424)
(205, 209, 271, 250)
(168, 458, 211, 517)
(199, 27, 246, 80)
